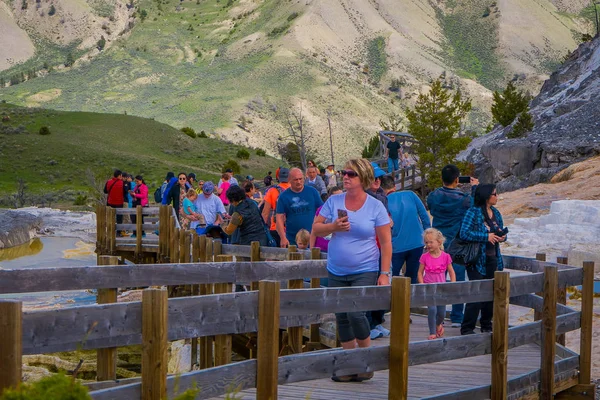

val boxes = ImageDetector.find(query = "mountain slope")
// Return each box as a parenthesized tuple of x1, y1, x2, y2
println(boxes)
(0, 0, 593, 163)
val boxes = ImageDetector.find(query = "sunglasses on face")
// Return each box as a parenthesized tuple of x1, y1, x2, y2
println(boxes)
(341, 170, 359, 178)
(179, 177, 187, 181)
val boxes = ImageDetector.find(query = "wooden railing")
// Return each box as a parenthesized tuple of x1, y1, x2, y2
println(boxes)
(0, 252, 594, 400)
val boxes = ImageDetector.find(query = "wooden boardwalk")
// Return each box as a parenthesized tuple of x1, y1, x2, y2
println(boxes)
(214, 314, 562, 399)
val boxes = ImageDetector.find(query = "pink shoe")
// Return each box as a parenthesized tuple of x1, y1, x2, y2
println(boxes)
(436, 324, 444, 338)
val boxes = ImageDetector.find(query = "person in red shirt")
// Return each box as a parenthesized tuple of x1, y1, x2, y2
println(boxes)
(104, 169, 128, 235)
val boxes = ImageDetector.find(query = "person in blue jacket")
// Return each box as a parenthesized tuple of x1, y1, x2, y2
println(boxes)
(426, 164, 478, 328)
(388, 190, 431, 283)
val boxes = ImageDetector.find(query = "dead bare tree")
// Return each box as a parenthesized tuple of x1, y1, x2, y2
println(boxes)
(284, 104, 314, 171)
(327, 109, 335, 166)
(85, 168, 108, 206)
(15, 178, 27, 208)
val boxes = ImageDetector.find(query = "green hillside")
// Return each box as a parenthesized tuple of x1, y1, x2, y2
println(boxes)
(0, 102, 282, 206)
(0, 0, 315, 133)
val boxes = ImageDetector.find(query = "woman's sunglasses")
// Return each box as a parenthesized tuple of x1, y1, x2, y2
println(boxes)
(179, 177, 187, 181)
(341, 170, 359, 178)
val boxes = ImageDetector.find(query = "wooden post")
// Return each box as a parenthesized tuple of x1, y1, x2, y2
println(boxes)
(491, 271, 510, 400)
(179, 228, 186, 264)
(190, 233, 200, 370)
(199, 237, 214, 369)
(250, 241, 261, 291)
(214, 255, 233, 366)
(309, 247, 321, 347)
(534, 253, 546, 321)
(420, 170, 425, 198)
(108, 207, 116, 254)
(96, 255, 119, 381)
(158, 205, 164, 260)
(141, 288, 168, 400)
(0, 300, 22, 393)
(286, 252, 304, 354)
(198, 235, 207, 262)
(287, 245, 297, 253)
(388, 277, 411, 400)
(96, 205, 105, 257)
(556, 256, 568, 346)
(411, 165, 416, 189)
(213, 239, 222, 260)
(173, 229, 180, 266)
(541, 265, 558, 399)
(168, 215, 176, 262)
(400, 168, 405, 190)
(579, 261, 594, 384)
(257, 281, 280, 400)
(135, 205, 143, 258)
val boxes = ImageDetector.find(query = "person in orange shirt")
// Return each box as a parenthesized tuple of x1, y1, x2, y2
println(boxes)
(261, 167, 290, 247)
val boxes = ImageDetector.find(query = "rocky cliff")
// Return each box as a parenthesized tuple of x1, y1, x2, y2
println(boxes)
(0, 210, 42, 249)
(462, 36, 600, 192)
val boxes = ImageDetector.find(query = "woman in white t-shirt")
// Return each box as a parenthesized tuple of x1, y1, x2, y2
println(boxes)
(312, 158, 392, 383)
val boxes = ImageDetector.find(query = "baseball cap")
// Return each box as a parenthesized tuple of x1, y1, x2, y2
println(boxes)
(371, 162, 386, 179)
(225, 168, 233, 173)
(202, 181, 215, 194)
(188, 173, 196, 180)
(279, 168, 290, 182)
(246, 175, 254, 180)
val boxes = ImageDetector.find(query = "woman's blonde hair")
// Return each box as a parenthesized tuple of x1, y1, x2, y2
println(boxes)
(344, 158, 374, 190)
(186, 188, 197, 198)
(295, 229, 310, 245)
(423, 228, 446, 249)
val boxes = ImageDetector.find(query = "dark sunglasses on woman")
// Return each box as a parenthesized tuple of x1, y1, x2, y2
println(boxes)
(341, 170, 359, 178)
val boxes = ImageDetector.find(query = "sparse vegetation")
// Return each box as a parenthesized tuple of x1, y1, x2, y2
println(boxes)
(39, 126, 51, 135)
(48, 4, 56, 16)
(366, 36, 387, 84)
(236, 148, 250, 159)
(0, 373, 91, 400)
(181, 126, 197, 138)
(434, 1, 503, 89)
(256, 148, 266, 156)
(222, 159, 241, 174)
(361, 134, 380, 158)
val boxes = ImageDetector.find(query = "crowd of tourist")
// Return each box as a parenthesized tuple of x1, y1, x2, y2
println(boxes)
(105, 151, 506, 383)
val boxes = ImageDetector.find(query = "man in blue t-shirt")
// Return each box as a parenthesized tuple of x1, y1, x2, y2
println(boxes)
(276, 168, 323, 247)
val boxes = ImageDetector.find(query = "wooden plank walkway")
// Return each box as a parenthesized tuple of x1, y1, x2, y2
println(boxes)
(213, 314, 554, 399)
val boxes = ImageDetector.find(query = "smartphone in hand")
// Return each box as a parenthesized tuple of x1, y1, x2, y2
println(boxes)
(337, 209, 348, 219)
(458, 176, 471, 184)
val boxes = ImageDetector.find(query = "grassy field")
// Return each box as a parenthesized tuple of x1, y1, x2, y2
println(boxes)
(0, 102, 283, 206)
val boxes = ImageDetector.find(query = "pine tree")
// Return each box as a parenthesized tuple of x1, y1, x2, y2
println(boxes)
(405, 79, 472, 189)
(507, 112, 534, 138)
(491, 81, 531, 127)
(97, 36, 106, 51)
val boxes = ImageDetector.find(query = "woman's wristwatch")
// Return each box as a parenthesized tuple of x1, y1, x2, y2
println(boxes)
(380, 271, 391, 276)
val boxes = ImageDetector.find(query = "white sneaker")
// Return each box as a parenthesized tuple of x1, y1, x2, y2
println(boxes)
(451, 322, 461, 328)
(376, 324, 391, 337)
(370, 328, 383, 340)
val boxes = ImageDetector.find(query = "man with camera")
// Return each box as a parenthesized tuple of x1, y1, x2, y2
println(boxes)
(426, 165, 478, 328)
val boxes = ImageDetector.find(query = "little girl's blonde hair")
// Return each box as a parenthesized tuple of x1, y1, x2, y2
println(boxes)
(423, 228, 446, 250)
(295, 229, 310, 246)
(186, 188, 197, 198)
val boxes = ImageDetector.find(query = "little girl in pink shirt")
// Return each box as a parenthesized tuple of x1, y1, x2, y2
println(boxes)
(418, 228, 456, 340)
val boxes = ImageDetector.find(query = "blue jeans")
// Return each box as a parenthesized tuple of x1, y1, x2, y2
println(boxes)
(428, 305, 446, 335)
(387, 157, 399, 173)
(450, 263, 466, 323)
(392, 247, 424, 284)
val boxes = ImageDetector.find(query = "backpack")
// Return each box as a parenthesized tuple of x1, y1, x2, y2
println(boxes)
(153, 187, 162, 203)
(260, 185, 283, 223)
